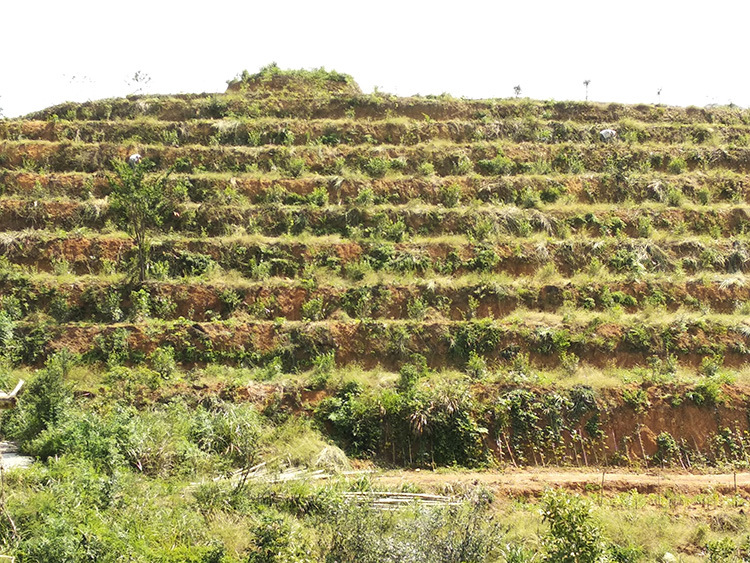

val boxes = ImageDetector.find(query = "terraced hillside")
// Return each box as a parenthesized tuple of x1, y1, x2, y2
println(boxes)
(1, 65, 750, 470)
(7, 65, 750, 561)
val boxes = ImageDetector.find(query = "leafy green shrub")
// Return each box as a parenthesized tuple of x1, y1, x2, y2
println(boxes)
(175, 251, 217, 277)
(91, 328, 134, 368)
(8, 351, 75, 446)
(687, 375, 726, 406)
(307, 186, 329, 206)
(665, 187, 683, 206)
(315, 384, 382, 458)
(354, 187, 376, 206)
(149, 260, 171, 280)
(552, 148, 586, 174)
(129, 288, 151, 321)
(49, 294, 73, 323)
(559, 351, 580, 375)
(654, 431, 679, 465)
(452, 155, 474, 175)
(568, 385, 598, 421)
(246, 510, 303, 563)
(636, 216, 653, 238)
(283, 157, 306, 178)
(608, 543, 645, 563)
(622, 387, 649, 414)
(517, 186, 540, 209)
(90, 288, 124, 322)
(309, 351, 336, 389)
(397, 354, 431, 391)
(417, 162, 435, 176)
(706, 537, 736, 563)
(261, 356, 284, 380)
(109, 157, 172, 282)
(700, 354, 723, 377)
(611, 291, 637, 307)
(696, 187, 711, 205)
(540, 183, 566, 203)
(534, 328, 571, 355)
(301, 297, 326, 321)
(469, 245, 500, 272)
(149, 346, 177, 379)
(369, 213, 407, 242)
(667, 157, 687, 174)
(219, 288, 243, 317)
(0, 311, 19, 362)
(151, 294, 177, 319)
(476, 153, 514, 176)
(406, 297, 428, 320)
(608, 248, 645, 276)
(439, 183, 462, 207)
(1, 295, 24, 320)
(104, 365, 163, 400)
(122, 405, 200, 476)
(21, 326, 51, 365)
(450, 319, 502, 362)
(466, 351, 488, 379)
(469, 217, 495, 241)
(173, 156, 194, 173)
(363, 157, 390, 178)
(540, 490, 607, 563)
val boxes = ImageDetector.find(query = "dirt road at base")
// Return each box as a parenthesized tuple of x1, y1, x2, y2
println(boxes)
(373, 468, 750, 497)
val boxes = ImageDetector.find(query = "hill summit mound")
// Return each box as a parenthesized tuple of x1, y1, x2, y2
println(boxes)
(226, 63, 361, 95)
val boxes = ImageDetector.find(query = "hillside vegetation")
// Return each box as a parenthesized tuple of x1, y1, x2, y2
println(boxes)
(0, 64, 750, 560)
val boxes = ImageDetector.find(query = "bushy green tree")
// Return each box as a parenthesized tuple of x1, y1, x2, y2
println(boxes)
(109, 158, 171, 282)
(541, 490, 609, 563)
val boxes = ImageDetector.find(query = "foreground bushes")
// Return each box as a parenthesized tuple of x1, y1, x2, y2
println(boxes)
(0, 461, 654, 563)
(315, 369, 488, 467)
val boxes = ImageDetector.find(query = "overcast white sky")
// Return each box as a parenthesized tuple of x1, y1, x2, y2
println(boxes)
(2, 0, 749, 117)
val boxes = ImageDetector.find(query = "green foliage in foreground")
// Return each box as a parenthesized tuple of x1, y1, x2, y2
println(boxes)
(0, 353, 747, 560)
(2, 453, 667, 563)
(0, 455, 505, 562)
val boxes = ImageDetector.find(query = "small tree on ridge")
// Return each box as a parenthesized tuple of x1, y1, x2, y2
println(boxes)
(109, 158, 171, 282)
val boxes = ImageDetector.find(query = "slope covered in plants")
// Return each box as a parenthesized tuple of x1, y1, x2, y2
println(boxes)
(0, 63, 749, 560)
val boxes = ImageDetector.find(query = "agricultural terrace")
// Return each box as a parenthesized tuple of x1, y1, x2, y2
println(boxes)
(0, 65, 748, 560)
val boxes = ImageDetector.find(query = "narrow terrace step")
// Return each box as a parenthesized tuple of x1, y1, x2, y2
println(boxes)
(21, 317, 750, 370)
(3, 170, 750, 206)
(3, 118, 750, 147)
(0, 232, 747, 277)
(0, 275, 747, 324)
(3, 139, 750, 176)
(0, 196, 748, 241)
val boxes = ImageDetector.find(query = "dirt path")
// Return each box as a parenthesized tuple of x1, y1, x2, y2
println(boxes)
(0, 442, 33, 470)
(374, 468, 750, 496)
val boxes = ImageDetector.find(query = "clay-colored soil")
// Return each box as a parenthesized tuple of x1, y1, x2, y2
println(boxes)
(374, 467, 750, 497)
